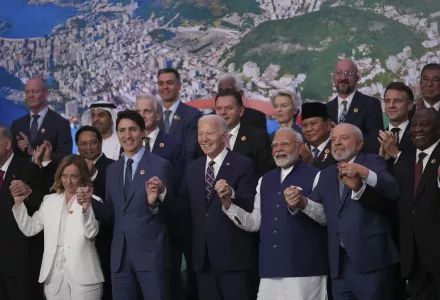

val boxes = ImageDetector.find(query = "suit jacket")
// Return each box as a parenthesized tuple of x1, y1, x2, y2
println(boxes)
(394, 143, 440, 277)
(327, 91, 383, 154)
(92, 150, 175, 273)
(12, 193, 104, 285)
(309, 152, 400, 278)
(10, 109, 72, 161)
(385, 124, 414, 155)
(159, 102, 202, 164)
(309, 140, 337, 170)
(0, 155, 44, 278)
(233, 123, 275, 176)
(241, 107, 267, 131)
(93, 154, 115, 200)
(180, 151, 258, 272)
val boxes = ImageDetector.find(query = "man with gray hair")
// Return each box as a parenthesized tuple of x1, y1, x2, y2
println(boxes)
(0, 126, 45, 300)
(180, 114, 258, 300)
(218, 73, 267, 131)
(223, 127, 329, 299)
(288, 123, 400, 300)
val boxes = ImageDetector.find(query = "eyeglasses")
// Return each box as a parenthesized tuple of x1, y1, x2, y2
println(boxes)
(420, 77, 440, 86)
(25, 89, 45, 95)
(78, 140, 99, 148)
(334, 70, 356, 77)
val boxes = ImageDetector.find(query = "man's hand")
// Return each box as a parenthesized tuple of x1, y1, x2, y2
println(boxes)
(299, 143, 314, 165)
(85, 159, 97, 179)
(284, 186, 307, 210)
(338, 163, 363, 192)
(215, 179, 232, 209)
(42, 140, 52, 162)
(145, 177, 165, 207)
(34, 145, 46, 167)
(10, 180, 32, 206)
(76, 186, 93, 212)
(17, 132, 34, 156)
(378, 130, 399, 159)
(378, 144, 391, 160)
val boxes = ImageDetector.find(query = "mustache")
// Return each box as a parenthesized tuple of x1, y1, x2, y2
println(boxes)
(338, 80, 350, 84)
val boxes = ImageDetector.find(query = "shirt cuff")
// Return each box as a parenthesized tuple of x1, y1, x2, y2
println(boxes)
(222, 203, 238, 216)
(287, 206, 300, 216)
(351, 182, 367, 200)
(91, 170, 98, 181)
(42, 160, 52, 167)
(364, 170, 378, 188)
(394, 151, 402, 164)
(158, 188, 167, 202)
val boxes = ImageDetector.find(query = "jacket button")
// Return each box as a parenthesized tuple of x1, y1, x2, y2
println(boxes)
(276, 204, 280, 208)
(412, 210, 415, 214)
(274, 217, 277, 221)
(278, 192, 281, 195)
(273, 245, 277, 248)
(273, 230, 277, 234)
(205, 213, 209, 216)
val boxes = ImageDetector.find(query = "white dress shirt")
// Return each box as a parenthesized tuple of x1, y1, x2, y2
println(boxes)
(0, 153, 14, 179)
(338, 90, 356, 122)
(146, 127, 160, 150)
(310, 137, 331, 157)
(162, 100, 181, 126)
(29, 106, 49, 130)
(102, 130, 121, 161)
(424, 100, 440, 111)
(228, 123, 241, 150)
(388, 120, 409, 144)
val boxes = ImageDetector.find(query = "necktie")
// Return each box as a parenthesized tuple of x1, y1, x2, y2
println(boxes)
(339, 101, 348, 124)
(312, 148, 320, 159)
(0, 170, 4, 190)
(164, 110, 171, 134)
(338, 178, 345, 202)
(144, 137, 151, 152)
(390, 128, 401, 145)
(205, 161, 215, 200)
(225, 133, 232, 149)
(30, 114, 40, 143)
(413, 152, 427, 196)
(124, 159, 134, 201)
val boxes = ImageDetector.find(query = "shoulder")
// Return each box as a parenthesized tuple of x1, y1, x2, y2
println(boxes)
(355, 91, 380, 103)
(180, 102, 202, 117)
(327, 97, 338, 106)
(297, 161, 320, 175)
(240, 123, 267, 137)
(228, 151, 254, 167)
(11, 114, 28, 126)
(48, 109, 70, 124)
(12, 155, 38, 170)
(245, 107, 265, 118)
(42, 193, 61, 204)
(161, 131, 184, 147)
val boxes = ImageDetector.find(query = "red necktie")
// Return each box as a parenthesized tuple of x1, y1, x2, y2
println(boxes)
(413, 152, 427, 196)
(0, 170, 4, 190)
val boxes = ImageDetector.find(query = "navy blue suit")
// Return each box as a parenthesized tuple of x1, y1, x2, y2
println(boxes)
(92, 150, 175, 300)
(180, 150, 258, 300)
(159, 102, 202, 164)
(308, 153, 400, 300)
(10, 108, 72, 161)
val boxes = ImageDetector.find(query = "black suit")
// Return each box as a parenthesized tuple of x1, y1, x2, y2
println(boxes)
(241, 107, 267, 131)
(0, 155, 44, 300)
(10, 108, 72, 161)
(327, 91, 383, 154)
(309, 140, 337, 170)
(394, 142, 440, 299)
(233, 123, 274, 176)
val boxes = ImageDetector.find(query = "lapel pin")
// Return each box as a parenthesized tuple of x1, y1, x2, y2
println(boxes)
(323, 153, 328, 161)
(173, 115, 180, 120)
(226, 162, 230, 166)
(159, 142, 164, 147)
(140, 170, 145, 175)
(325, 149, 330, 154)
(41, 128, 46, 133)
(353, 108, 359, 113)
(241, 136, 246, 141)
(432, 159, 436, 164)
(68, 210, 73, 214)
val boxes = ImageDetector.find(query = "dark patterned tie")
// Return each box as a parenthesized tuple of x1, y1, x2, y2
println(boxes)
(124, 159, 134, 201)
(164, 110, 171, 133)
(30, 114, 40, 143)
(0, 170, 4, 190)
(339, 100, 348, 124)
(391, 127, 401, 145)
(205, 161, 215, 200)
(144, 137, 151, 152)
(338, 178, 345, 202)
(413, 152, 427, 197)
(312, 148, 320, 159)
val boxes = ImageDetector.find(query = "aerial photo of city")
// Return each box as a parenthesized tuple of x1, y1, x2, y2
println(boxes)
(1, 0, 440, 127)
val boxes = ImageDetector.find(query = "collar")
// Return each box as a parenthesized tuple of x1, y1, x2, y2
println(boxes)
(30, 106, 49, 119)
(147, 127, 160, 141)
(206, 148, 228, 166)
(389, 119, 409, 132)
(93, 153, 103, 164)
(416, 139, 440, 158)
(280, 164, 294, 176)
(348, 155, 356, 163)
(311, 136, 331, 152)
(338, 90, 357, 106)
(124, 147, 145, 164)
(424, 100, 440, 111)
(163, 99, 181, 114)
(229, 122, 241, 137)
(0, 153, 14, 173)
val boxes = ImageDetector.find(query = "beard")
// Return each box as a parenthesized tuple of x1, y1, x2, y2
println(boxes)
(335, 81, 355, 95)
(332, 145, 356, 162)
(274, 152, 298, 168)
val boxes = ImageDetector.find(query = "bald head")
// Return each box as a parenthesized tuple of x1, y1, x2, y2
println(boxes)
(25, 76, 48, 113)
(333, 59, 359, 97)
(198, 115, 228, 159)
(331, 123, 363, 162)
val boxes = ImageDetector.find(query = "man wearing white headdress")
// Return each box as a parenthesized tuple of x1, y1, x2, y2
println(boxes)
(81, 102, 121, 161)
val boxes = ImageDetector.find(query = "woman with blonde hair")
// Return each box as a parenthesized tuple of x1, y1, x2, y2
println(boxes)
(270, 90, 302, 141)
(12, 154, 104, 300)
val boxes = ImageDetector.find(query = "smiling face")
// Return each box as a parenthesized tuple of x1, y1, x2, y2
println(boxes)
(384, 89, 413, 125)
(117, 118, 144, 156)
(271, 130, 299, 168)
(91, 108, 113, 136)
(333, 60, 359, 96)
(198, 118, 227, 159)
(331, 124, 363, 162)
(409, 109, 440, 151)
(215, 95, 244, 130)
(158, 72, 181, 104)
(61, 164, 81, 195)
(302, 117, 331, 147)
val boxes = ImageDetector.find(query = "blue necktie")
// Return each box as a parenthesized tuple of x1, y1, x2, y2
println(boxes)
(124, 159, 134, 201)
(339, 101, 348, 124)
(30, 114, 40, 143)
(312, 148, 320, 159)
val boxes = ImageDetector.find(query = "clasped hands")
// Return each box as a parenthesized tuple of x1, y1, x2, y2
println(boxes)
(338, 162, 369, 192)
(145, 176, 165, 208)
(11, 180, 33, 205)
(215, 179, 233, 209)
(76, 186, 94, 213)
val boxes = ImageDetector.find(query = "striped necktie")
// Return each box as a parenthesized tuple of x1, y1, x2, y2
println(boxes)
(205, 161, 215, 200)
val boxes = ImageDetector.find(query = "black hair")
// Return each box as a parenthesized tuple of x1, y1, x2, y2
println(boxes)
(116, 110, 146, 132)
(158, 68, 181, 83)
(75, 125, 103, 144)
(384, 82, 414, 102)
(215, 88, 244, 107)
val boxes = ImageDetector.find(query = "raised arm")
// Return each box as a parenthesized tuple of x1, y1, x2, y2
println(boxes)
(12, 195, 47, 237)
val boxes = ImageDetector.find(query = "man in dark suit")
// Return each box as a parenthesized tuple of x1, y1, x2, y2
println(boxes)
(218, 73, 267, 131)
(87, 110, 175, 300)
(411, 63, 440, 119)
(393, 108, 440, 299)
(327, 60, 384, 154)
(135, 94, 194, 300)
(0, 126, 44, 300)
(157, 68, 202, 163)
(10, 76, 72, 161)
(215, 89, 274, 176)
(290, 123, 400, 300)
(180, 115, 258, 300)
(299, 101, 337, 169)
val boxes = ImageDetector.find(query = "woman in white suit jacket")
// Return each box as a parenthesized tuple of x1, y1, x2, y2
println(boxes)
(12, 154, 104, 300)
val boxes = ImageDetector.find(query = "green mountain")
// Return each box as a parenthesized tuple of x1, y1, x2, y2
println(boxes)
(227, 6, 426, 100)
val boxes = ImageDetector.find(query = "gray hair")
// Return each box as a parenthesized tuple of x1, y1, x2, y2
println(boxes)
(135, 94, 163, 115)
(218, 73, 243, 92)
(0, 126, 13, 140)
(274, 127, 303, 143)
(27, 76, 47, 90)
(199, 115, 228, 133)
(271, 90, 301, 113)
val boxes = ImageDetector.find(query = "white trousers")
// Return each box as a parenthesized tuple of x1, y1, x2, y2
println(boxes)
(44, 247, 103, 300)
(257, 276, 328, 300)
